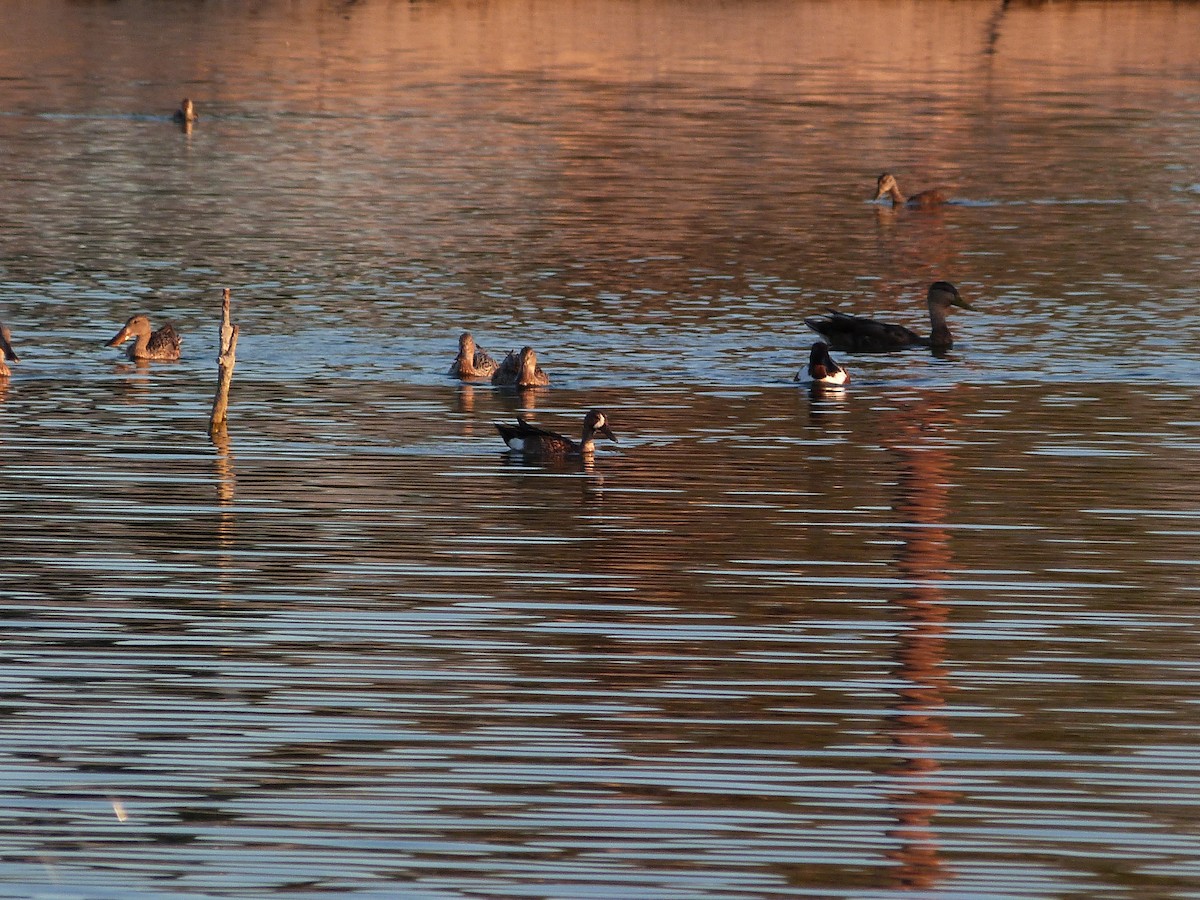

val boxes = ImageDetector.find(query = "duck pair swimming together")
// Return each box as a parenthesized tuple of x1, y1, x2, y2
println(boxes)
(449, 332, 550, 387)
(1, 314, 180, 374)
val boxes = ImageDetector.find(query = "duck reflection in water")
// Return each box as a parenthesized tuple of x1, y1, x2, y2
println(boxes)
(878, 393, 967, 890)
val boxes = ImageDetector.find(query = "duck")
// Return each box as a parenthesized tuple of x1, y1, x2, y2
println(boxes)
(449, 331, 499, 379)
(496, 409, 617, 458)
(873, 172, 947, 208)
(172, 98, 197, 125)
(805, 281, 972, 353)
(0, 322, 19, 377)
(797, 341, 849, 386)
(491, 345, 550, 388)
(106, 314, 182, 361)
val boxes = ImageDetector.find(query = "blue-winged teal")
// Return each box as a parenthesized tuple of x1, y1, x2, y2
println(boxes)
(496, 409, 616, 458)
(873, 172, 947, 208)
(805, 282, 972, 353)
(797, 341, 849, 386)
(0, 322, 19, 377)
(449, 331, 499, 379)
(172, 98, 196, 125)
(107, 315, 182, 361)
(491, 345, 550, 388)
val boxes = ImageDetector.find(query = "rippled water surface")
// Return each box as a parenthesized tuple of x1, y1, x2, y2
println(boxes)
(3, 1, 1200, 896)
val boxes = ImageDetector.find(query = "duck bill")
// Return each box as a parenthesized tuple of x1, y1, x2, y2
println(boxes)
(598, 425, 617, 443)
(106, 326, 131, 347)
(951, 291, 973, 311)
(0, 335, 17, 363)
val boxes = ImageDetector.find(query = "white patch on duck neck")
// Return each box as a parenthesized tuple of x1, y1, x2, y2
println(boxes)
(506, 437, 525, 452)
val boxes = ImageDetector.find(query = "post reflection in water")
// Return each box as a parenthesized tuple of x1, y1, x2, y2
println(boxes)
(211, 426, 237, 565)
(881, 390, 965, 890)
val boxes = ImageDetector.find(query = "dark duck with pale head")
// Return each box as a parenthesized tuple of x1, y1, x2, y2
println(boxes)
(804, 282, 972, 353)
(495, 409, 617, 459)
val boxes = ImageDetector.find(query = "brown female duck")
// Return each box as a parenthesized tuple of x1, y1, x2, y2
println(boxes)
(805, 282, 972, 353)
(496, 409, 616, 458)
(873, 172, 948, 208)
(491, 345, 550, 388)
(107, 314, 182, 361)
(0, 322, 19, 377)
(449, 331, 499, 379)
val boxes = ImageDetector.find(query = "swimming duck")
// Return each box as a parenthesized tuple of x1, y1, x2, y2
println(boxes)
(107, 314, 182, 361)
(172, 98, 197, 125)
(449, 331, 499, 379)
(873, 172, 947, 208)
(805, 282, 972, 353)
(496, 409, 617, 458)
(797, 341, 849, 386)
(491, 345, 550, 388)
(0, 322, 19, 377)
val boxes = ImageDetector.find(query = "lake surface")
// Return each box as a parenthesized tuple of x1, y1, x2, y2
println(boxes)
(2, 0, 1200, 896)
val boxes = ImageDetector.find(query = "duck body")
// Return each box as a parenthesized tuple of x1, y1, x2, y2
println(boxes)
(0, 322, 19, 377)
(798, 341, 850, 385)
(107, 315, 182, 361)
(495, 409, 616, 459)
(805, 281, 970, 353)
(172, 98, 196, 124)
(449, 331, 498, 378)
(874, 172, 947, 208)
(491, 346, 550, 387)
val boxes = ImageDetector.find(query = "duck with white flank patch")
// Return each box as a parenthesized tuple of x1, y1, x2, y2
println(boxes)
(495, 409, 616, 459)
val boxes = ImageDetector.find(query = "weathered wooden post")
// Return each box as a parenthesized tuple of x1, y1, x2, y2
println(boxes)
(208, 288, 239, 435)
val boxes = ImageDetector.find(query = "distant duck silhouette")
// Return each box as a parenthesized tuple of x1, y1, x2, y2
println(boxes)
(491, 345, 550, 388)
(496, 409, 616, 459)
(0, 322, 19, 377)
(873, 172, 947, 208)
(107, 314, 182, 361)
(449, 331, 499, 379)
(172, 98, 197, 125)
(797, 341, 849, 386)
(805, 282, 972, 353)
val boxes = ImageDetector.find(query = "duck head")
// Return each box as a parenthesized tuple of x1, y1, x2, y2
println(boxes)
(873, 172, 899, 201)
(582, 409, 617, 444)
(927, 281, 972, 312)
(107, 314, 152, 348)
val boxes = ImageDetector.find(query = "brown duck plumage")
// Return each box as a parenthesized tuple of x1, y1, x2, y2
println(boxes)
(449, 331, 499, 379)
(107, 314, 182, 361)
(873, 172, 948, 208)
(491, 345, 550, 388)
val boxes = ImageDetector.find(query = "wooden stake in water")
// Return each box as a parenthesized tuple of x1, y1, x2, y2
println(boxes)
(209, 288, 239, 434)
